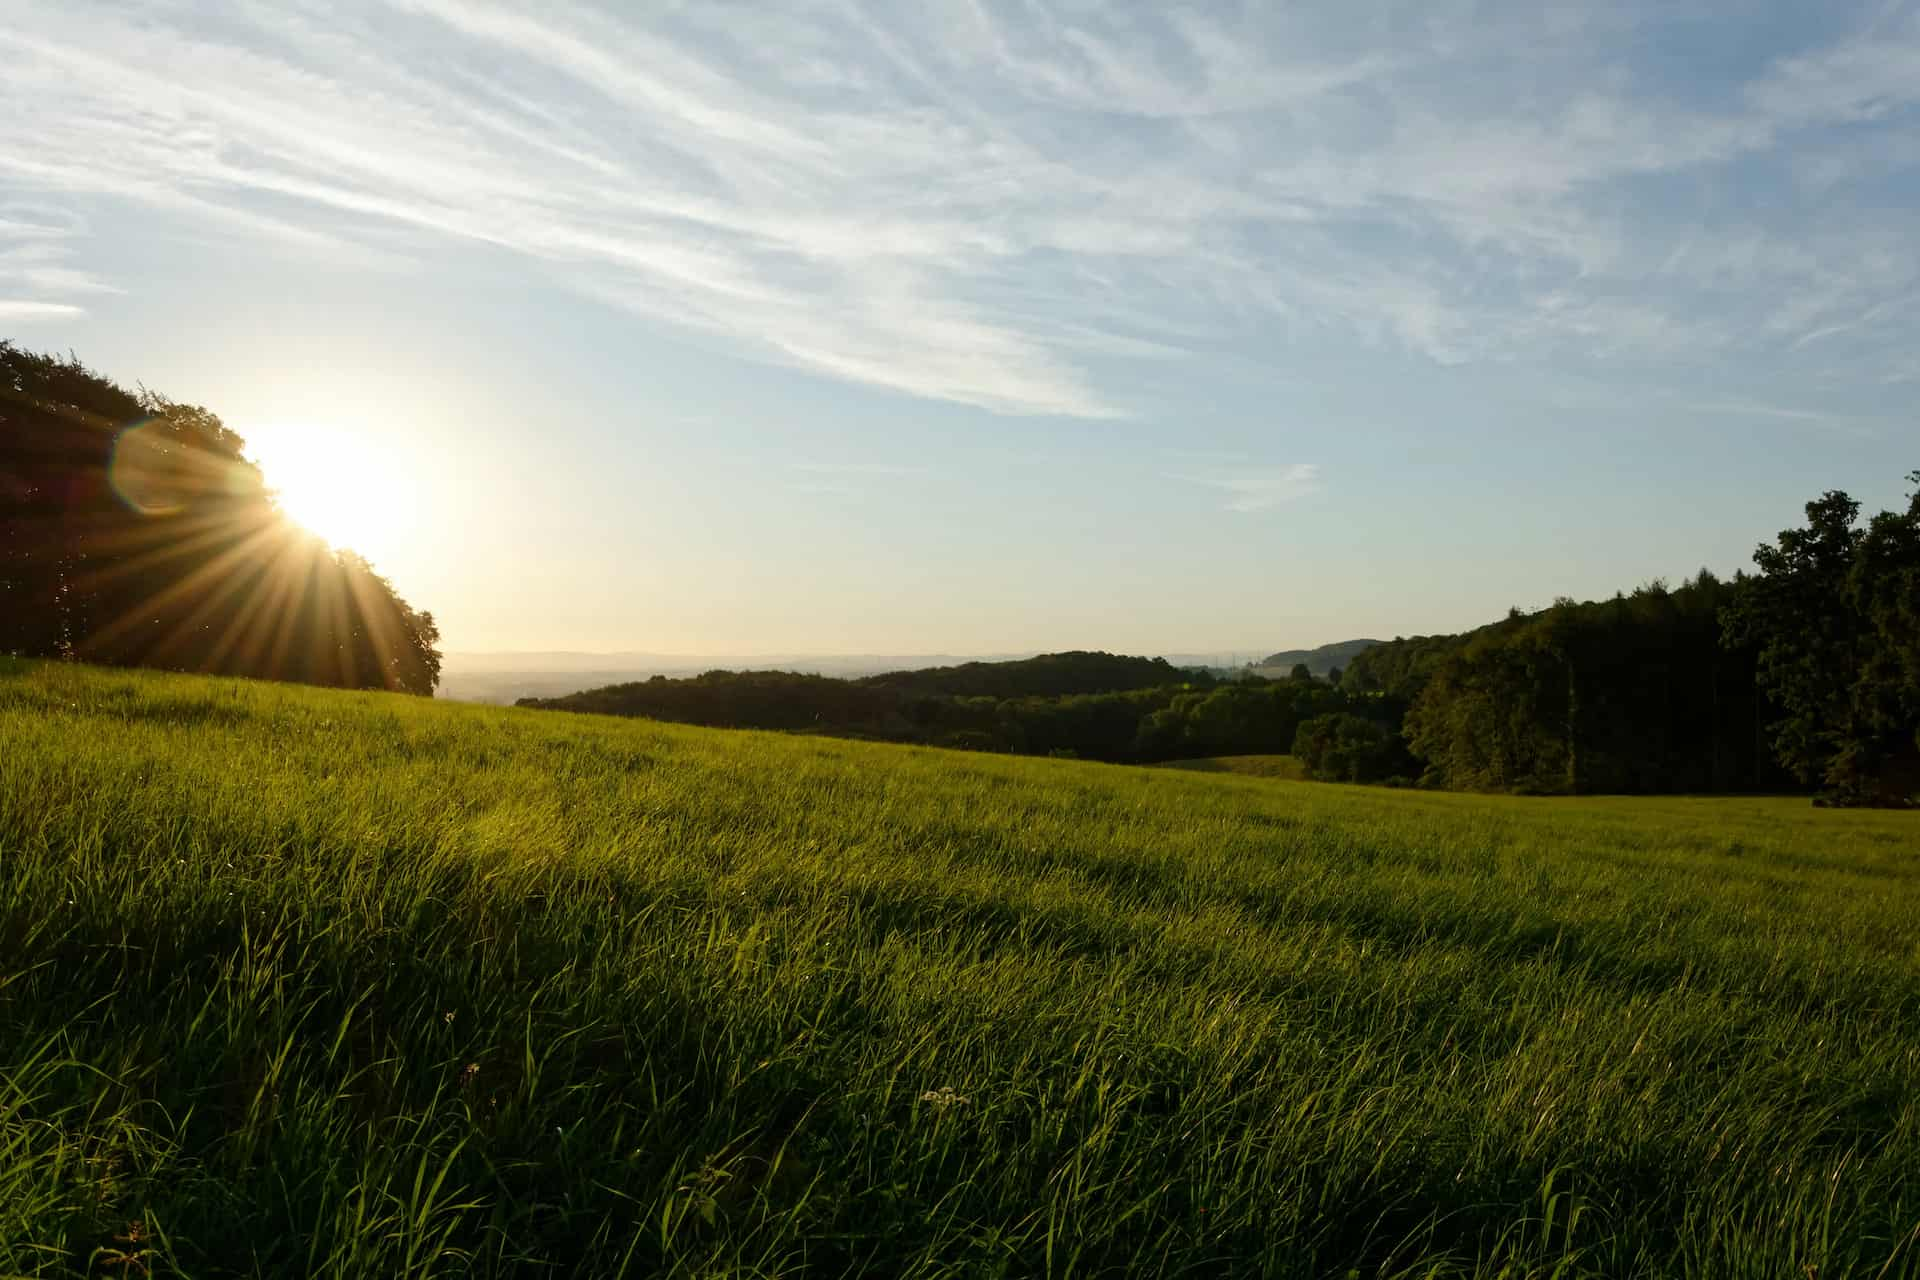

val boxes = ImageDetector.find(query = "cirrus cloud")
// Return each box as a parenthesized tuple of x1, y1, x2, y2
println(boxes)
(0, 1, 1916, 415)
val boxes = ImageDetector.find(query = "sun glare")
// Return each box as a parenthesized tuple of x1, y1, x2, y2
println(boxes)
(243, 423, 415, 564)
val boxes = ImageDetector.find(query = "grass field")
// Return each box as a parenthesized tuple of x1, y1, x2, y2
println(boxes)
(3, 658, 1918, 1277)
(1155, 754, 1309, 782)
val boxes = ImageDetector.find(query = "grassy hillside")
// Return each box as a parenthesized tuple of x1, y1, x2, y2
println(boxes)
(1154, 754, 1309, 781)
(3, 659, 1918, 1278)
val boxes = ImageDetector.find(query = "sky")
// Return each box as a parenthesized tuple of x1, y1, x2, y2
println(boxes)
(1, 0, 1916, 657)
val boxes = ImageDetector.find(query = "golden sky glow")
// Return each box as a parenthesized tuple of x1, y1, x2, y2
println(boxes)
(243, 423, 417, 567)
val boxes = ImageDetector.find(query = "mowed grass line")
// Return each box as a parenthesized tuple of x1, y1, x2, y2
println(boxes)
(1, 658, 1918, 1278)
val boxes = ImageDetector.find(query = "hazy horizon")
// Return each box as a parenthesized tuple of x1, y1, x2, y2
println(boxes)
(4, 1, 1917, 655)
(438, 643, 1366, 664)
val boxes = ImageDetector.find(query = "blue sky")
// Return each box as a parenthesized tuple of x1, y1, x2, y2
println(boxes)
(1, 0, 1915, 655)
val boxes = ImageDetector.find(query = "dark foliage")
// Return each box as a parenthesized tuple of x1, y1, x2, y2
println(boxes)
(528, 669, 901, 732)
(0, 343, 440, 693)
(1345, 469, 1918, 807)
(1723, 476, 1920, 805)
(1293, 713, 1414, 784)
(1395, 574, 1785, 795)
(1132, 678, 1348, 760)
(857, 650, 1207, 699)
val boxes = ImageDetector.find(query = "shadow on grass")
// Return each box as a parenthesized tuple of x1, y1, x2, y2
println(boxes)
(1153, 755, 1308, 781)
(1156, 757, 1232, 773)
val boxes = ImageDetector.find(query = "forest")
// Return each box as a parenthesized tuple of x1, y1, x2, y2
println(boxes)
(1340, 478, 1920, 806)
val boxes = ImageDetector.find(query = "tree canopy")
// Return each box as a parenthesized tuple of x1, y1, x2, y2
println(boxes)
(1, 343, 440, 694)
(1392, 573, 1780, 795)
(857, 651, 1202, 700)
(1723, 476, 1920, 804)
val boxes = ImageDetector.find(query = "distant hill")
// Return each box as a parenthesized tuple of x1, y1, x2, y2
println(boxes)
(1253, 638, 1382, 677)
(517, 650, 1247, 760)
(856, 651, 1189, 700)
(437, 651, 1030, 704)
(441, 649, 1220, 705)
(521, 651, 1203, 726)
(442, 651, 1024, 676)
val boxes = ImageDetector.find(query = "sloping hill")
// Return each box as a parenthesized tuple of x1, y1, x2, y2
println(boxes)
(1255, 637, 1382, 676)
(854, 649, 1189, 698)
(526, 650, 1199, 721)
(1154, 753, 1308, 781)
(516, 650, 1216, 758)
(4, 658, 1918, 1276)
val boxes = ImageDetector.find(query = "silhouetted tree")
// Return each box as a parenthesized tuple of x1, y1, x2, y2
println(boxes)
(1, 343, 441, 693)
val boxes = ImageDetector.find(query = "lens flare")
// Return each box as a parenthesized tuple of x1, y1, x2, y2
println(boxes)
(109, 418, 255, 516)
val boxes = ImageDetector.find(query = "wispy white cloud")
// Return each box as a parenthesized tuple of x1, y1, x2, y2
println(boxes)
(0, 300, 85, 321)
(1746, 8, 1920, 124)
(0, 204, 114, 321)
(0, 1, 1915, 411)
(1174, 463, 1321, 513)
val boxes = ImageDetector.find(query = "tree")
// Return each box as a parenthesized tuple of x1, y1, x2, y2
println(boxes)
(1288, 662, 1312, 682)
(1294, 713, 1411, 784)
(1854, 479, 1920, 791)
(1, 343, 441, 694)
(1390, 575, 1776, 795)
(1722, 474, 1920, 805)
(1, 344, 148, 658)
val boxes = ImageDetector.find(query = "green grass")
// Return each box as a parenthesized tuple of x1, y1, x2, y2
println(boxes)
(1155, 754, 1309, 781)
(2, 658, 1918, 1278)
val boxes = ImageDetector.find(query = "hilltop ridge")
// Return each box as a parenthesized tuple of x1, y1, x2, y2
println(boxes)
(1253, 638, 1383, 676)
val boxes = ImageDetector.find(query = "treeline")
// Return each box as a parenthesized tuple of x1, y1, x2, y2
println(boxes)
(1, 344, 441, 693)
(543, 669, 900, 733)
(1335, 476, 1920, 805)
(860, 651, 1190, 699)
(521, 603, 1795, 791)
(533, 475, 1920, 806)
(1337, 574, 1784, 793)
(523, 652, 1363, 764)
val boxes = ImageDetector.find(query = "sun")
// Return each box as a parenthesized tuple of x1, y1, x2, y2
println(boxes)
(242, 422, 415, 564)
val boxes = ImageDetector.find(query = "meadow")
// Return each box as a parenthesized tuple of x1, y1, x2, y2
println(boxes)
(1154, 755, 1309, 782)
(2, 658, 1917, 1277)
